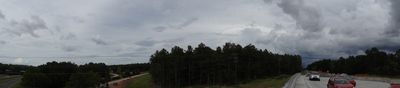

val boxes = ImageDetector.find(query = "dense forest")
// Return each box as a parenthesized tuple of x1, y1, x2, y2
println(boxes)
(150, 43, 302, 87)
(307, 48, 400, 76)
(21, 62, 110, 88)
(18, 62, 150, 88)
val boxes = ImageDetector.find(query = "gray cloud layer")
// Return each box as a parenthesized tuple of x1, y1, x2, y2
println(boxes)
(0, 11, 4, 19)
(176, 18, 198, 29)
(2, 16, 48, 38)
(0, 0, 398, 65)
(61, 45, 79, 52)
(387, 0, 400, 37)
(91, 38, 108, 45)
(152, 17, 198, 32)
(277, 0, 323, 32)
(256, 0, 399, 62)
(60, 33, 77, 40)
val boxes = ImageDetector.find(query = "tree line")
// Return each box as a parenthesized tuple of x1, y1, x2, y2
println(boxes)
(19, 61, 150, 88)
(150, 43, 302, 87)
(22, 62, 110, 88)
(0, 63, 32, 75)
(307, 48, 400, 76)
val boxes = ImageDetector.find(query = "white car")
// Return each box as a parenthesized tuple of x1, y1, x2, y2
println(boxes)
(309, 74, 320, 81)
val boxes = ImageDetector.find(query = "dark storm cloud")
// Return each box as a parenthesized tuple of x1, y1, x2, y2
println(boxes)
(135, 39, 158, 47)
(3, 16, 48, 38)
(368, 39, 400, 52)
(0, 11, 4, 19)
(161, 38, 185, 44)
(0, 40, 6, 44)
(277, 0, 323, 32)
(117, 52, 147, 57)
(263, 0, 274, 3)
(330, 38, 400, 57)
(61, 46, 79, 52)
(90, 38, 108, 45)
(152, 18, 198, 32)
(135, 38, 184, 47)
(386, 0, 400, 37)
(60, 33, 77, 40)
(258, 0, 399, 63)
(152, 26, 167, 32)
(176, 18, 198, 29)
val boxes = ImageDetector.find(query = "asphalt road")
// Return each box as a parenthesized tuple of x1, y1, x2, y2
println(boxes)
(0, 75, 22, 88)
(289, 75, 390, 88)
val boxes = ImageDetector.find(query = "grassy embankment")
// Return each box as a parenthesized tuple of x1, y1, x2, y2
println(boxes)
(0, 75, 22, 88)
(11, 82, 22, 88)
(126, 73, 153, 88)
(126, 74, 290, 88)
(11, 73, 290, 88)
(0, 75, 18, 83)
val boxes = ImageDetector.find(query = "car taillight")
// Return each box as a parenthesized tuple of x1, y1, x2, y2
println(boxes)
(352, 82, 356, 86)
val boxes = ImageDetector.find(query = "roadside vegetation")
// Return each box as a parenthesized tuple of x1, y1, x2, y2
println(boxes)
(126, 74, 290, 88)
(187, 75, 290, 88)
(308, 47, 400, 76)
(0, 63, 32, 75)
(11, 82, 22, 88)
(126, 73, 153, 88)
(150, 42, 302, 87)
(0, 75, 20, 84)
(3, 62, 150, 88)
(21, 62, 109, 88)
(10, 62, 149, 88)
(235, 75, 289, 88)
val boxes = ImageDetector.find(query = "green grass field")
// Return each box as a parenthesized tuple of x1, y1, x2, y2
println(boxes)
(0, 75, 22, 88)
(126, 74, 290, 88)
(126, 74, 153, 88)
(11, 82, 22, 88)
(234, 75, 290, 88)
(0, 75, 19, 83)
(187, 75, 290, 88)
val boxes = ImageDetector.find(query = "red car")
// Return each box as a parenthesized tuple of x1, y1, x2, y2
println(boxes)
(391, 83, 400, 88)
(327, 78, 355, 88)
(340, 74, 356, 86)
(341, 75, 356, 86)
(330, 74, 356, 87)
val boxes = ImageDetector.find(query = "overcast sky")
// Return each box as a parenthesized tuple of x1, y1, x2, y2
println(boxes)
(0, 0, 399, 65)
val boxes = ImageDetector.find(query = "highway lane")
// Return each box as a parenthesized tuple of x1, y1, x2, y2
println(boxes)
(290, 75, 390, 88)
